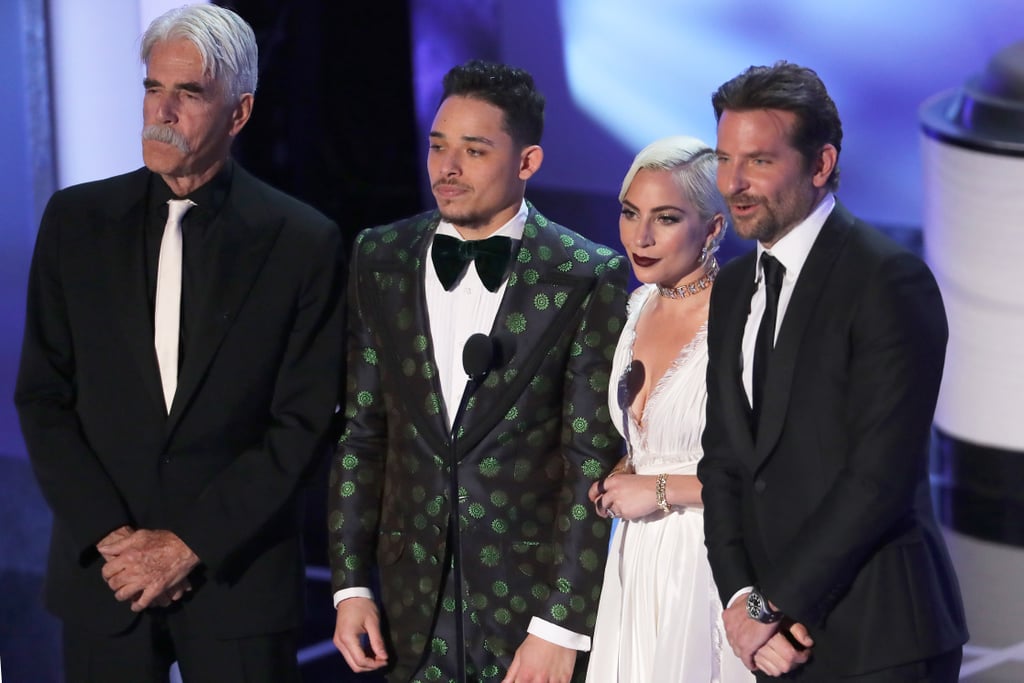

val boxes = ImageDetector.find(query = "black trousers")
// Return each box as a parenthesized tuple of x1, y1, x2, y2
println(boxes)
(62, 612, 301, 683)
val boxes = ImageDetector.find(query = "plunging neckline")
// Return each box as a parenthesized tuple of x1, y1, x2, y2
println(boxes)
(625, 289, 709, 432)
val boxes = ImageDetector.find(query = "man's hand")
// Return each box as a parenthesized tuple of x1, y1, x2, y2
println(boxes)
(753, 622, 814, 677)
(98, 529, 199, 612)
(148, 578, 194, 608)
(333, 597, 388, 673)
(96, 525, 134, 561)
(723, 593, 780, 670)
(502, 634, 575, 683)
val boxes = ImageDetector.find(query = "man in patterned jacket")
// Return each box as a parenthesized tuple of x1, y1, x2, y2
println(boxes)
(328, 60, 627, 682)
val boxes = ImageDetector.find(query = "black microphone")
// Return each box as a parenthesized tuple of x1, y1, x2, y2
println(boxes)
(462, 332, 495, 382)
(462, 331, 516, 386)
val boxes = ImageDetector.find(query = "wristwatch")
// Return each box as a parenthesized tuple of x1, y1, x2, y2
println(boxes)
(746, 588, 783, 624)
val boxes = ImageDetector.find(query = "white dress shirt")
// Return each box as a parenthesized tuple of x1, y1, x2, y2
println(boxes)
(426, 205, 526, 425)
(335, 201, 591, 651)
(740, 193, 836, 405)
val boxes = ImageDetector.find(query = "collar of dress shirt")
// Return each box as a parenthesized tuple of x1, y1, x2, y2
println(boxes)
(755, 193, 836, 284)
(434, 199, 529, 242)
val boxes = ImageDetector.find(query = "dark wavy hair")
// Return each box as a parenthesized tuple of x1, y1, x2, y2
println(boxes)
(712, 61, 842, 190)
(441, 60, 545, 148)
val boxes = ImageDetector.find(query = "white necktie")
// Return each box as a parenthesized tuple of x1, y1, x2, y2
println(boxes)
(154, 198, 195, 412)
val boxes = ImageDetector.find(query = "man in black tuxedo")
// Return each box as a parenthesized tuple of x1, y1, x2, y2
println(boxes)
(698, 62, 968, 680)
(15, 5, 344, 681)
(328, 61, 627, 682)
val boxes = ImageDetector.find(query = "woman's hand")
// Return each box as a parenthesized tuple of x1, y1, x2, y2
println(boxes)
(590, 472, 659, 521)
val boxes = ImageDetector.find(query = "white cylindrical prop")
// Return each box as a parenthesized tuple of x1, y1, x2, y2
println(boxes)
(920, 41, 1024, 667)
(922, 140, 1024, 451)
(920, 39, 1024, 548)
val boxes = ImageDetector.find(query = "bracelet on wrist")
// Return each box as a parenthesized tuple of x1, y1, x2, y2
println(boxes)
(655, 473, 671, 512)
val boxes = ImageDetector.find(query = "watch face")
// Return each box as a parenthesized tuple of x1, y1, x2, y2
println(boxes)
(747, 591, 764, 619)
(747, 590, 781, 623)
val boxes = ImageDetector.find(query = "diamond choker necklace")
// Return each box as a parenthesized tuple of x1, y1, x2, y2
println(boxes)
(656, 257, 719, 299)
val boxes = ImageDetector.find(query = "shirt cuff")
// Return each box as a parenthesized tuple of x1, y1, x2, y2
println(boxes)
(727, 586, 753, 609)
(527, 617, 591, 651)
(333, 586, 374, 608)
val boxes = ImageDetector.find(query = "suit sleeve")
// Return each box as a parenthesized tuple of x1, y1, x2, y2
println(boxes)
(172, 214, 346, 571)
(538, 253, 627, 634)
(15, 191, 134, 555)
(698, 280, 758, 604)
(763, 253, 948, 625)
(326, 232, 386, 591)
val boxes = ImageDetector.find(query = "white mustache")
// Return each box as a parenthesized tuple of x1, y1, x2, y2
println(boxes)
(142, 125, 190, 154)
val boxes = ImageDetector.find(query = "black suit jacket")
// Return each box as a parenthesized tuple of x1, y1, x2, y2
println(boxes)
(15, 165, 345, 637)
(328, 205, 627, 680)
(698, 202, 967, 676)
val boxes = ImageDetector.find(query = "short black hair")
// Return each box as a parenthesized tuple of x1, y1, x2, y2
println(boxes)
(441, 60, 545, 147)
(712, 61, 842, 190)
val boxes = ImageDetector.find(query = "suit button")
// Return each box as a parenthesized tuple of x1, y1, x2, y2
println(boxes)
(754, 479, 766, 493)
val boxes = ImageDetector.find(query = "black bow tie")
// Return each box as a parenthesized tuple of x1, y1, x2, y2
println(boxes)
(431, 233, 513, 292)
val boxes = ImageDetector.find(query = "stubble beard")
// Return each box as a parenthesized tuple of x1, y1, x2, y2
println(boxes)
(729, 189, 815, 246)
(435, 188, 493, 232)
(437, 208, 492, 231)
(733, 209, 781, 244)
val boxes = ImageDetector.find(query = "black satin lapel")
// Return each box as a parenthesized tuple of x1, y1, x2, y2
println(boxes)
(453, 222, 592, 460)
(718, 255, 757, 458)
(369, 225, 451, 456)
(754, 211, 851, 465)
(166, 204, 280, 429)
(108, 198, 166, 411)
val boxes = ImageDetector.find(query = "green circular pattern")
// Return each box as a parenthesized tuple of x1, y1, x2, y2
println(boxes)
(505, 312, 527, 334)
(479, 457, 500, 477)
(581, 458, 602, 478)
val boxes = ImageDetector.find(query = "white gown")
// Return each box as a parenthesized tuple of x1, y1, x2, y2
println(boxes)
(586, 286, 753, 683)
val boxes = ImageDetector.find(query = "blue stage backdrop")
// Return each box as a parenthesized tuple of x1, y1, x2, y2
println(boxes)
(413, 0, 1020, 254)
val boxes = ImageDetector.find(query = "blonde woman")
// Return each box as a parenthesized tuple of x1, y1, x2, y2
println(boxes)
(586, 137, 752, 682)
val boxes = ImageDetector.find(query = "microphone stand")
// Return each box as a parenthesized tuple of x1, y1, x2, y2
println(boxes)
(448, 333, 495, 683)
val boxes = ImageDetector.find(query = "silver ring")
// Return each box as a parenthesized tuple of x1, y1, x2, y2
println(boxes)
(607, 509, 618, 518)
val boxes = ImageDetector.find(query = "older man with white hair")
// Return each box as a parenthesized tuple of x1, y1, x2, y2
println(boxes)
(15, 5, 344, 681)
